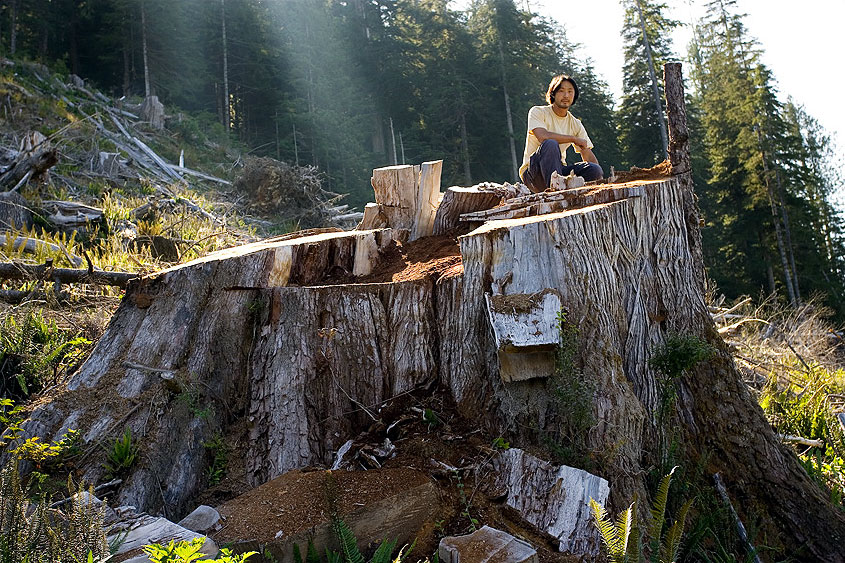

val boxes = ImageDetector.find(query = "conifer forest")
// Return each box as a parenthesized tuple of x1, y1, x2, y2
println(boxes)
(1, 0, 842, 316)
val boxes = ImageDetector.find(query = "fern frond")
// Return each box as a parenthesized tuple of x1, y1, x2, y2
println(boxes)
(660, 499, 692, 563)
(590, 498, 619, 552)
(369, 539, 397, 563)
(614, 503, 635, 559)
(591, 498, 633, 561)
(648, 466, 677, 562)
(629, 523, 642, 563)
(326, 547, 343, 563)
(331, 516, 364, 563)
(306, 539, 321, 563)
(391, 543, 409, 563)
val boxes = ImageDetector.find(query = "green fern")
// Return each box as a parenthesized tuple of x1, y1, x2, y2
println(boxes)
(659, 499, 692, 563)
(369, 539, 397, 563)
(591, 468, 691, 563)
(331, 516, 365, 563)
(648, 467, 677, 562)
(590, 499, 633, 563)
(306, 540, 321, 563)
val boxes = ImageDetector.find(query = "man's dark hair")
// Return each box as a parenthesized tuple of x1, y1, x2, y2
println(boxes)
(546, 74, 580, 105)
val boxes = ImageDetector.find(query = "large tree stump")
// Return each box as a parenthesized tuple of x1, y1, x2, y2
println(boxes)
(15, 177, 845, 559)
(141, 95, 165, 130)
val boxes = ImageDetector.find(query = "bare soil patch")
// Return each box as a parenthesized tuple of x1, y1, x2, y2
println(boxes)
(607, 159, 673, 184)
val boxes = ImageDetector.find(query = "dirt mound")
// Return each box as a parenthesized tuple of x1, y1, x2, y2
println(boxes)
(609, 159, 672, 183)
(215, 467, 431, 543)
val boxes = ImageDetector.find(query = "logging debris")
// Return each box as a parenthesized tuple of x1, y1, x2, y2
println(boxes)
(233, 157, 362, 228)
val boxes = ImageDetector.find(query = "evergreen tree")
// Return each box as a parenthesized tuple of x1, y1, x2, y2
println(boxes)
(691, 0, 845, 313)
(616, 0, 677, 168)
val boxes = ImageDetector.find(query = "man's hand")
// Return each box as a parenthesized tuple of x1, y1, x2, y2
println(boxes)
(580, 147, 599, 165)
(571, 137, 589, 150)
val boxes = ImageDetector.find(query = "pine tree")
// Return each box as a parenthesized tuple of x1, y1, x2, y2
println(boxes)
(616, 0, 677, 168)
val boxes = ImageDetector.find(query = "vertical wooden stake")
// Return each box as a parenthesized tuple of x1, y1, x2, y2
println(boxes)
(663, 62, 690, 175)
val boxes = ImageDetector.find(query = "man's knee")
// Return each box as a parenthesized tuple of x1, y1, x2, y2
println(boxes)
(539, 138, 561, 155)
(576, 162, 603, 182)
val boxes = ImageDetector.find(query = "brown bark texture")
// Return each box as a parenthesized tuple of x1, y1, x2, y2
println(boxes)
(14, 178, 845, 559)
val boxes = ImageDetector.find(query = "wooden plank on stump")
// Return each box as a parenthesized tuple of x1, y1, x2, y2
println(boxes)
(412, 160, 442, 240)
(432, 186, 502, 235)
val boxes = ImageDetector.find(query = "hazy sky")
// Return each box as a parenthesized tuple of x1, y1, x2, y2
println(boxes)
(455, 0, 845, 169)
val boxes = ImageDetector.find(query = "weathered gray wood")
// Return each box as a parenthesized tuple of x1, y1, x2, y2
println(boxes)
(0, 191, 33, 230)
(488, 449, 608, 556)
(132, 137, 181, 181)
(460, 184, 644, 222)
(140, 95, 165, 130)
(41, 200, 104, 229)
(0, 134, 58, 189)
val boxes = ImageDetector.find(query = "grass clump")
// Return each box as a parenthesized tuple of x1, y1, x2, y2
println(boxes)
(0, 460, 110, 563)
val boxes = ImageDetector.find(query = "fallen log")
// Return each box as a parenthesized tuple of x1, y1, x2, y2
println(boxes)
(0, 261, 138, 288)
(778, 434, 824, 448)
(166, 164, 232, 186)
(0, 234, 83, 267)
(41, 200, 105, 229)
(132, 137, 182, 182)
(0, 145, 58, 190)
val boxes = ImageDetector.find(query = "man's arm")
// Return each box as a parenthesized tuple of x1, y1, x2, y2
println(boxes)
(580, 147, 599, 165)
(533, 127, 598, 164)
(532, 127, 589, 149)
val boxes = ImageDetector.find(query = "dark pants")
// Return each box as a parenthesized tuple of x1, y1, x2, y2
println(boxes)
(521, 139, 604, 192)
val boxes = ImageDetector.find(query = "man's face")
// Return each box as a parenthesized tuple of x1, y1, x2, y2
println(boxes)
(553, 82, 576, 110)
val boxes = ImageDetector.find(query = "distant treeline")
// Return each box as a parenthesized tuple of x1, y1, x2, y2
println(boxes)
(2, 0, 844, 316)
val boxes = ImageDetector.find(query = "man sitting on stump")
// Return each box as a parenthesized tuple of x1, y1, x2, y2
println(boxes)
(519, 74, 603, 192)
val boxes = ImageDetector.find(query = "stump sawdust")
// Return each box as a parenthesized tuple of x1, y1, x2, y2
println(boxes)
(607, 159, 672, 184)
(361, 233, 463, 283)
(320, 231, 465, 285)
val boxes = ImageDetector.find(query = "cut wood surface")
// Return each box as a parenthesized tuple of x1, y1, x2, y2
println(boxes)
(432, 186, 501, 235)
(412, 160, 442, 240)
(459, 184, 644, 222)
(367, 161, 442, 240)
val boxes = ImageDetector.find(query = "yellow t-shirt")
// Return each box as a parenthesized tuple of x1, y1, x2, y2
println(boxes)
(519, 105, 593, 178)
